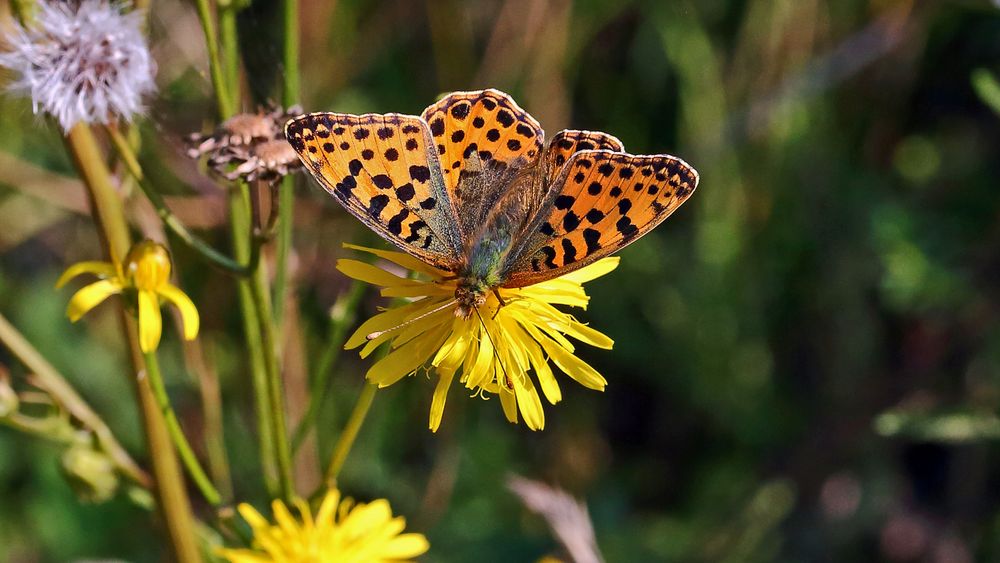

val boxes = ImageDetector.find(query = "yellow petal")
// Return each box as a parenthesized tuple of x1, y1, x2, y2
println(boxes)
(366, 322, 451, 386)
(66, 279, 123, 321)
(138, 289, 163, 353)
(463, 324, 496, 391)
(499, 385, 518, 423)
(382, 533, 431, 558)
(380, 283, 453, 298)
(560, 318, 614, 350)
(537, 334, 607, 391)
(559, 256, 619, 283)
(429, 363, 456, 432)
(362, 301, 454, 358)
(157, 284, 200, 341)
(345, 298, 438, 350)
(505, 318, 561, 404)
(315, 489, 341, 525)
(56, 261, 118, 288)
(512, 369, 545, 431)
(343, 243, 448, 278)
(236, 502, 270, 531)
(336, 258, 423, 288)
(431, 319, 470, 368)
(517, 281, 590, 308)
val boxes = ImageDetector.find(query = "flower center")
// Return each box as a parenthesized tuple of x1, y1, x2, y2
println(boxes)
(124, 241, 172, 291)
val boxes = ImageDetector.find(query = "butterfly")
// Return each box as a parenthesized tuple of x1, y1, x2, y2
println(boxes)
(285, 89, 698, 318)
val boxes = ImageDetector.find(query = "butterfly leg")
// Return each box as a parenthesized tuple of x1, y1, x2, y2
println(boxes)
(491, 289, 508, 320)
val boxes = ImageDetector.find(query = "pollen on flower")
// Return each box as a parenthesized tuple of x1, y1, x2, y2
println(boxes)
(0, 0, 156, 132)
(337, 244, 618, 432)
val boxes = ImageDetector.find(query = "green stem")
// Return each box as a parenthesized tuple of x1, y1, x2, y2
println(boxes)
(219, 3, 241, 114)
(65, 123, 202, 563)
(291, 281, 364, 452)
(198, 0, 291, 500)
(229, 185, 280, 497)
(0, 312, 150, 487)
(193, 0, 233, 119)
(249, 267, 295, 502)
(105, 125, 262, 276)
(281, 0, 300, 108)
(142, 351, 222, 506)
(217, 2, 294, 501)
(323, 383, 377, 486)
(273, 0, 301, 326)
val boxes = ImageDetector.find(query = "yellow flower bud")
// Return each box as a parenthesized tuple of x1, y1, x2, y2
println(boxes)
(124, 241, 172, 292)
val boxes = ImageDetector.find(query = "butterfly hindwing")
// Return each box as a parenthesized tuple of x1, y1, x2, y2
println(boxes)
(503, 150, 699, 287)
(543, 130, 624, 184)
(285, 113, 463, 269)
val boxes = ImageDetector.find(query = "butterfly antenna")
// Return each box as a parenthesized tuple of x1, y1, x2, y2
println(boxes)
(366, 299, 457, 340)
(473, 306, 512, 390)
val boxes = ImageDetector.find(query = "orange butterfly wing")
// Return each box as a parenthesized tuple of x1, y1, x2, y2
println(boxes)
(421, 89, 544, 184)
(542, 129, 624, 183)
(285, 112, 464, 270)
(504, 150, 699, 288)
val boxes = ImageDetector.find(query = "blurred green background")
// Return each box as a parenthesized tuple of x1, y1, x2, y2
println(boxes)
(3, 0, 1000, 561)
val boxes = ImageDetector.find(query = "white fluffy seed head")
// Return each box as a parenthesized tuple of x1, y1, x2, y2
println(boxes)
(0, 0, 156, 132)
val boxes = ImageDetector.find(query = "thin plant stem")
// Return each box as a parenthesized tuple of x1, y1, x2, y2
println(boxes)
(292, 281, 365, 452)
(197, 0, 292, 500)
(105, 125, 262, 276)
(183, 339, 233, 502)
(323, 383, 377, 487)
(193, 0, 233, 119)
(0, 312, 150, 488)
(217, 2, 294, 501)
(273, 0, 301, 326)
(218, 3, 241, 113)
(143, 351, 222, 506)
(64, 123, 202, 563)
(249, 267, 295, 502)
(282, 0, 300, 108)
(229, 184, 280, 497)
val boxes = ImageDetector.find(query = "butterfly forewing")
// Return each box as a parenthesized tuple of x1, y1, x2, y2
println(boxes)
(503, 150, 699, 288)
(421, 90, 545, 240)
(285, 112, 463, 270)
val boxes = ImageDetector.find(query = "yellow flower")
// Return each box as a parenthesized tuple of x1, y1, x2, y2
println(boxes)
(218, 488, 429, 563)
(337, 244, 616, 432)
(56, 241, 199, 353)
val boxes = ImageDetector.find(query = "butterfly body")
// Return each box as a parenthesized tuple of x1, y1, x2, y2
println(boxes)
(285, 89, 699, 318)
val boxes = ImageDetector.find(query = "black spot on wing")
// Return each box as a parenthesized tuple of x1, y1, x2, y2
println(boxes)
(396, 183, 415, 201)
(616, 216, 639, 240)
(450, 103, 471, 119)
(386, 208, 409, 235)
(430, 118, 445, 136)
(540, 246, 557, 268)
(585, 209, 605, 223)
(583, 228, 601, 253)
(563, 211, 580, 232)
(561, 239, 578, 264)
(554, 195, 575, 210)
(368, 194, 390, 218)
(372, 174, 393, 189)
(409, 165, 431, 183)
